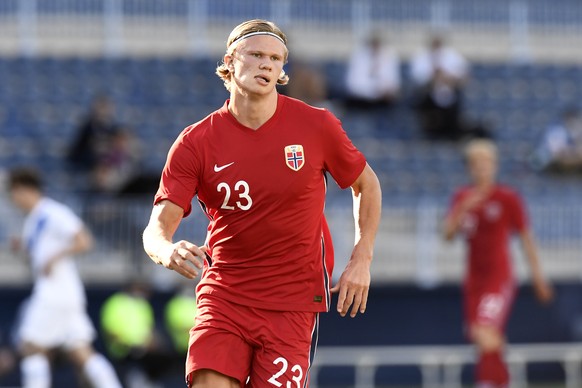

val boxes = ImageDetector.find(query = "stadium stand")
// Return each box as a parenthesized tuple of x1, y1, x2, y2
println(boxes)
(2, 1, 582, 386)
(1, 56, 581, 204)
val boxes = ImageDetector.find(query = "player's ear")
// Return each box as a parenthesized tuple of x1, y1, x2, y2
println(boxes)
(224, 54, 235, 71)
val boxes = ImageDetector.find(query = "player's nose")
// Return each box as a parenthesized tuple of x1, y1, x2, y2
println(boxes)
(259, 60, 272, 71)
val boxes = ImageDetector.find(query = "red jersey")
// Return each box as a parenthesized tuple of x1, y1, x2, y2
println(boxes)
(448, 185, 528, 285)
(155, 94, 366, 312)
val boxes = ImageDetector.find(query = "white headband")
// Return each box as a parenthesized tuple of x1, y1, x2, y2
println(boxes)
(228, 31, 286, 51)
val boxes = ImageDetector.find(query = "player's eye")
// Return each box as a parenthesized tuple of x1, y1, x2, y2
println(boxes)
(252, 53, 261, 58)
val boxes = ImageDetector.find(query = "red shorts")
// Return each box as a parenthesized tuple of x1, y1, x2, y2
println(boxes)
(186, 294, 319, 388)
(464, 279, 516, 332)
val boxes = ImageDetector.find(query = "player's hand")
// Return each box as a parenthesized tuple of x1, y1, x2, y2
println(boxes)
(10, 237, 22, 253)
(157, 240, 204, 279)
(42, 254, 63, 276)
(459, 189, 488, 213)
(533, 277, 554, 305)
(331, 250, 371, 318)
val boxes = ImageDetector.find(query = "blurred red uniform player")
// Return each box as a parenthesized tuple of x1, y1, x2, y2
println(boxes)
(143, 19, 382, 388)
(443, 139, 553, 388)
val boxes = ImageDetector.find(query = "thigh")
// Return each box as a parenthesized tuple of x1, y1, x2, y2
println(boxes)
(248, 311, 318, 388)
(62, 308, 96, 350)
(18, 298, 61, 349)
(466, 281, 516, 332)
(190, 369, 240, 388)
(186, 296, 253, 387)
(20, 298, 95, 351)
(67, 344, 94, 367)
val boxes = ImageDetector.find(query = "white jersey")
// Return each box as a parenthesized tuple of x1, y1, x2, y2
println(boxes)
(346, 45, 401, 100)
(22, 197, 86, 307)
(410, 46, 469, 85)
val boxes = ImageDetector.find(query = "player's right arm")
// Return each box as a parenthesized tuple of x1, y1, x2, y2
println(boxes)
(443, 206, 465, 241)
(143, 200, 204, 279)
(43, 226, 94, 275)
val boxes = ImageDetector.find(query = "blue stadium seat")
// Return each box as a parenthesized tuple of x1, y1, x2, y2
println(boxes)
(2, 56, 582, 204)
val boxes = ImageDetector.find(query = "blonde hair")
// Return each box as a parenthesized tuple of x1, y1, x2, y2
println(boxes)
(464, 138, 498, 161)
(216, 19, 289, 91)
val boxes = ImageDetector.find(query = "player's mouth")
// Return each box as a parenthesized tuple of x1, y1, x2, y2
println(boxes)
(255, 75, 271, 85)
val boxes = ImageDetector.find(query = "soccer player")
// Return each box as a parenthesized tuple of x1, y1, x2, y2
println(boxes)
(143, 19, 382, 388)
(7, 167, 122, 388)
(443, 139, 553, 388)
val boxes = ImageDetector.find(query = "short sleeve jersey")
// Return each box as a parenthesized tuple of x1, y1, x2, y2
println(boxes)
(155, 94, 366, 312)
(447, 185, 528, 285)
(23, 198, 86, 307)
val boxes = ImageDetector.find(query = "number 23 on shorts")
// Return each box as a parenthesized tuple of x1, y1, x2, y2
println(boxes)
(267, 356, 304, 388)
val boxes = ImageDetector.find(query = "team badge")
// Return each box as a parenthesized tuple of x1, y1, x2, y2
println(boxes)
(284, 145, 305, 171)
(485, 201, 501, 221)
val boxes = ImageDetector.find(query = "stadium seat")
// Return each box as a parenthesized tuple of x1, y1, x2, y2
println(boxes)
(1, 57, 581, 203)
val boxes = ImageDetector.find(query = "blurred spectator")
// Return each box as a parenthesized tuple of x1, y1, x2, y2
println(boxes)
(67, 95, 118, 172)
(164, 283, 198, 355)
(92, 126, 141, 194)
(101, 281, 175, 388)
(410, 34, 469, 140)
(533, 108, 582, 174)
(67, 95, 161, 197)
(66, 95, 163, 199)
(344, 31, 401, 110)
(284, 56, 330, 109)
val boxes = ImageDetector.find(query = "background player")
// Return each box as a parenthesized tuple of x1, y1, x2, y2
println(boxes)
(143, 19, 382, 388)
(443, 139, 553, 387)
(7, 167, 122, 388)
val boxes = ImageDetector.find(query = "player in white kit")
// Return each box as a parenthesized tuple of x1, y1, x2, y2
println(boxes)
(7, 167, 122, 388)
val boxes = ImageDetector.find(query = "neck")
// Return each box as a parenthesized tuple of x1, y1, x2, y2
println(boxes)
(228, 90, 278, 130)
(23, 194, 42, 214)
(475, 180, 494, 191)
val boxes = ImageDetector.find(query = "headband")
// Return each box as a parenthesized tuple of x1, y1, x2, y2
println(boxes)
(228, 31, 286, 50)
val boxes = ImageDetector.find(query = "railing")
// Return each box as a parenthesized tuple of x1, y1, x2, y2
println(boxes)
(0, 197, 580, 287)
(312, 343, 582, 388)
(1, 0, 582, 61)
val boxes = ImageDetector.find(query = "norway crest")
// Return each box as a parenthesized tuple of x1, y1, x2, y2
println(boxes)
(284, 145, 305, 171)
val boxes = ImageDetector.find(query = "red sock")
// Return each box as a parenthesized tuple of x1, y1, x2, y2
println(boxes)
(476, 350, 509, 385)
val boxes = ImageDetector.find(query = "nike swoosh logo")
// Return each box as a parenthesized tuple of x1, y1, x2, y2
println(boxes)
(214, 162, 235, 172)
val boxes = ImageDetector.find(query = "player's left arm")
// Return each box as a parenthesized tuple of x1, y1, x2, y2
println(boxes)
(43, 226, 94, 275)
(331, 163, 382, 318)
(518, 228, 554, 304)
